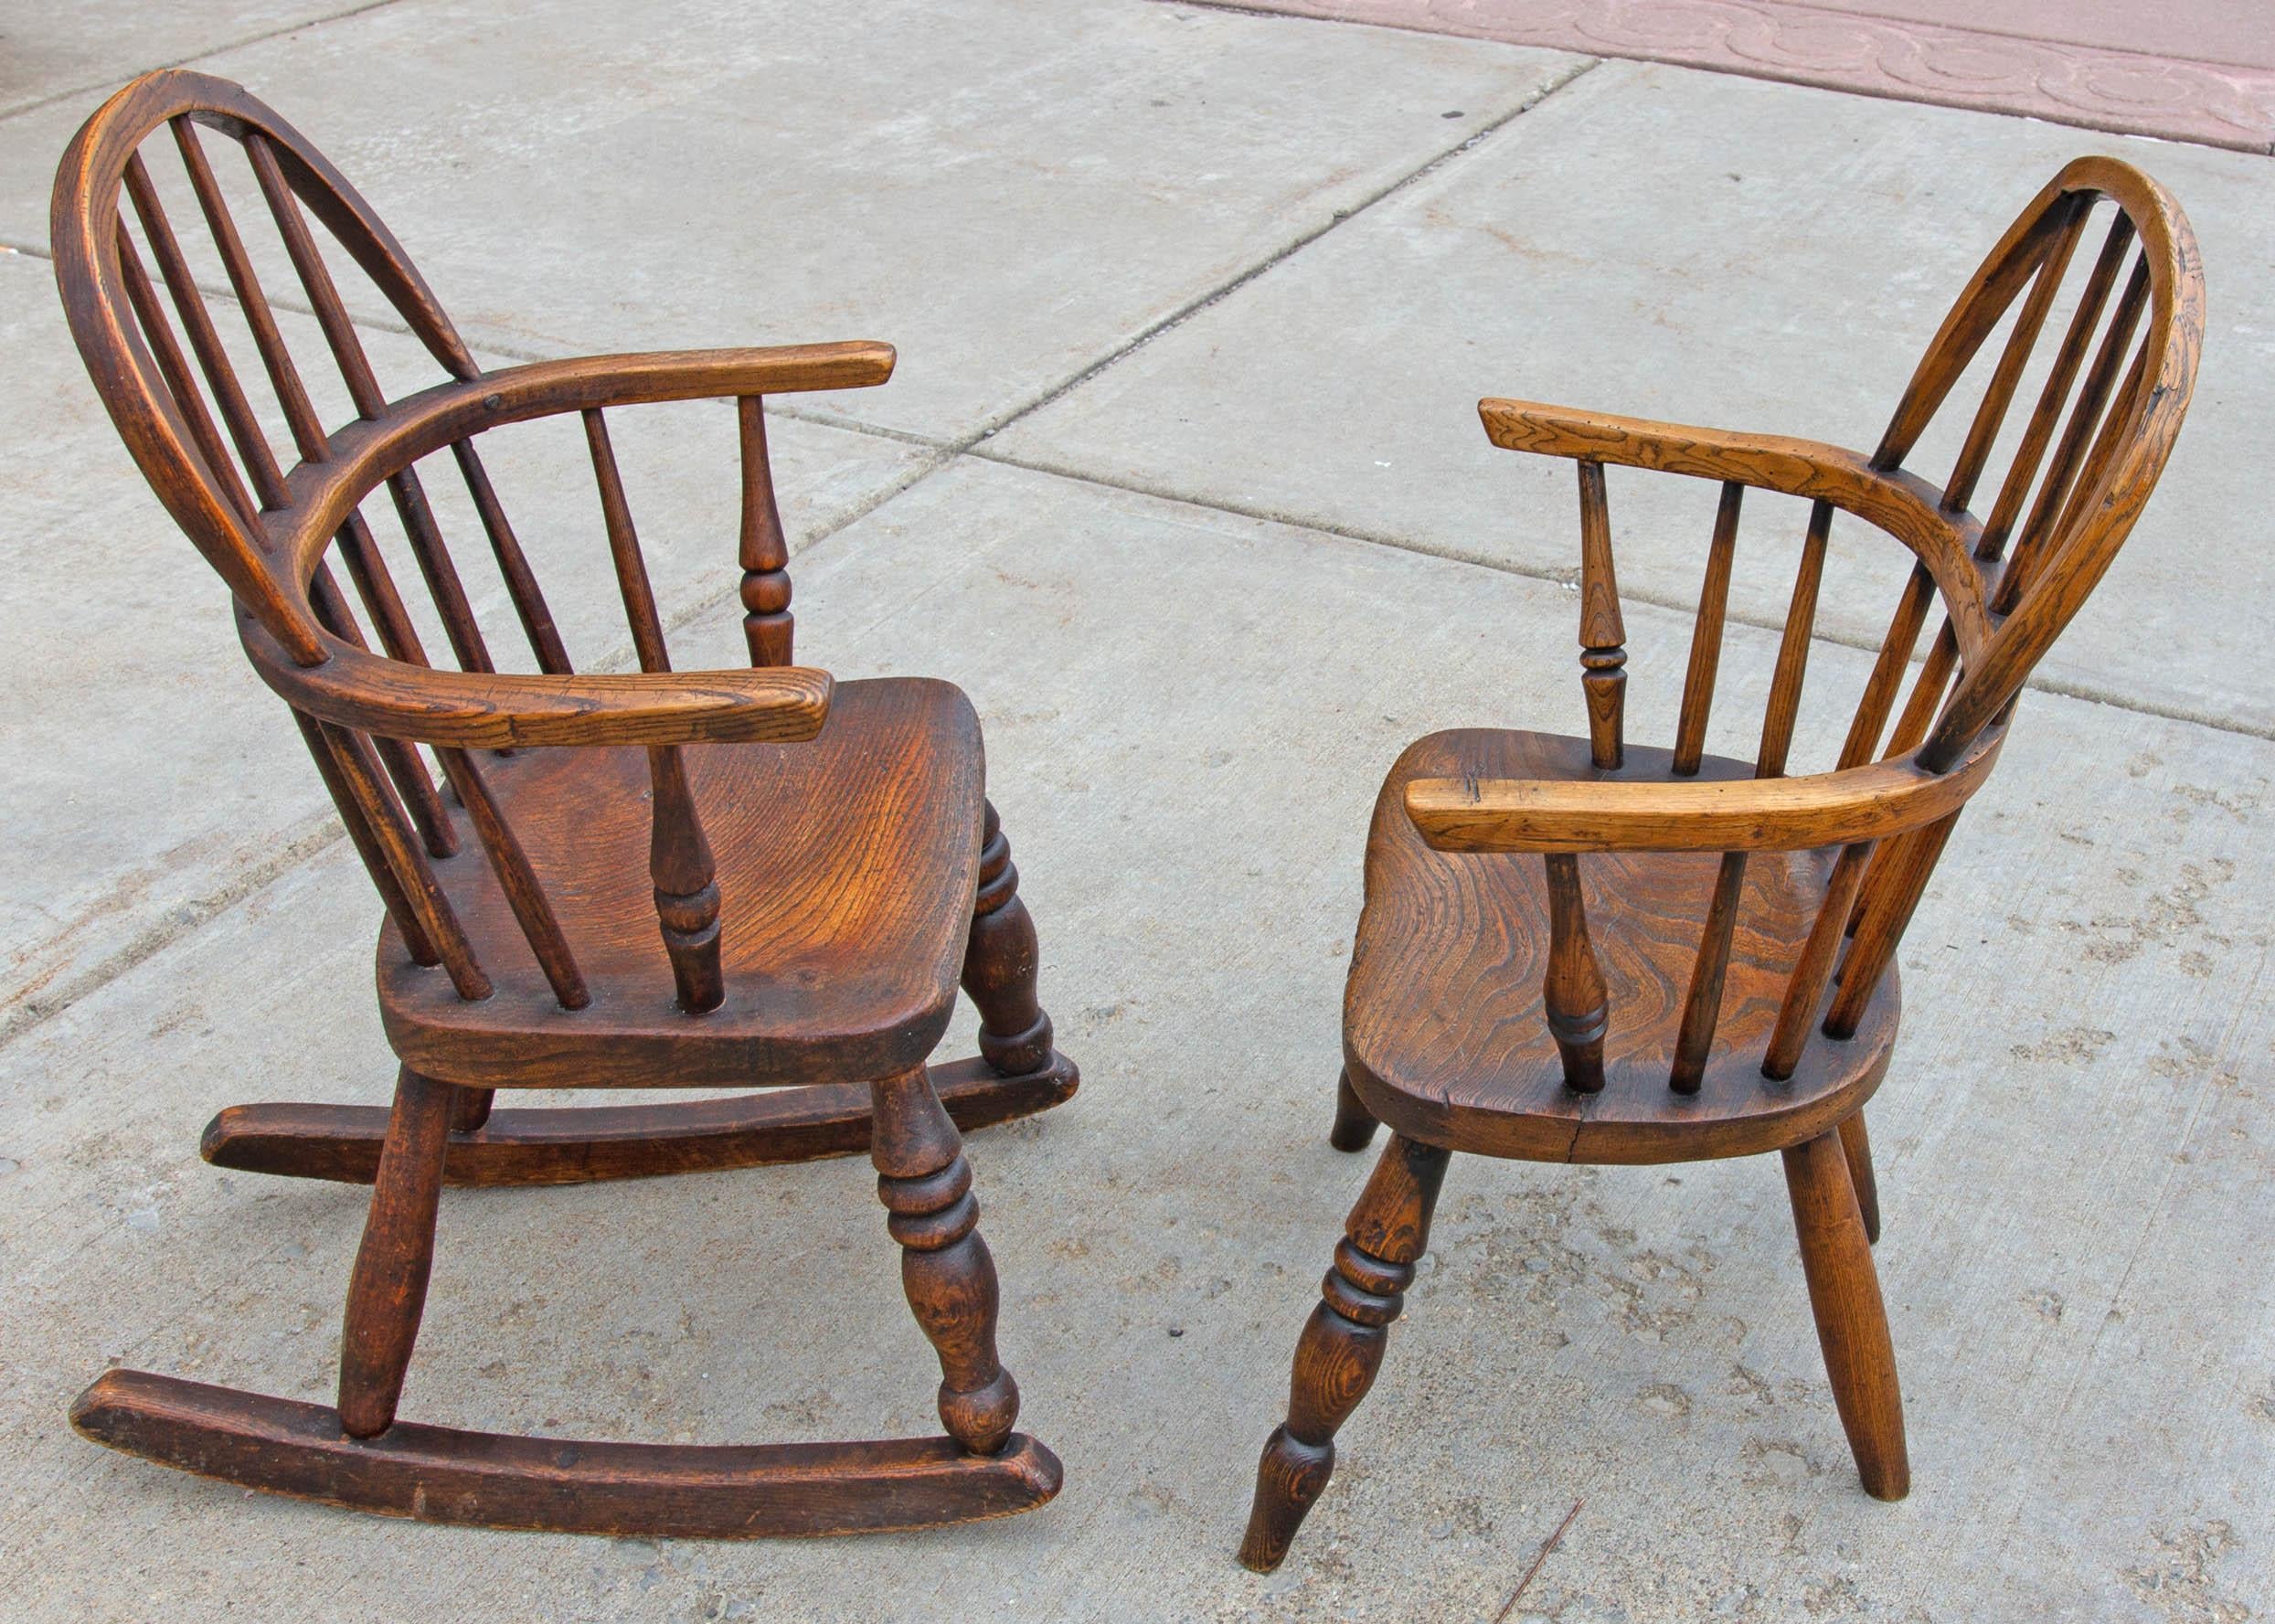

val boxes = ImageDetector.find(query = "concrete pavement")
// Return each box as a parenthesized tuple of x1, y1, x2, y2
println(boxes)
(1, 3, 2268, 1619)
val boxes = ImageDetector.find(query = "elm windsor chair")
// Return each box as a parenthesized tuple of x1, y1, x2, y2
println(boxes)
(56, 70, 1079, 1536)
(1238, 156, 2203, 1570)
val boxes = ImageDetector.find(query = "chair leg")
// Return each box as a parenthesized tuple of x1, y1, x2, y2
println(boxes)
(1781, 1128, 1908, 1501)
(1328, 1067, 1378, 1152)
(1838, 1109, 1881, 1245)
(962, 800, 1055, 1078)
(871, 1066, 1018, 1456)
(1239, 1133, 1451, 1573)
(337, 1068, 456, 1438)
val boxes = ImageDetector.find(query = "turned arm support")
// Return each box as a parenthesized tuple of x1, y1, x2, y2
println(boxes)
(1404, 734, 2002, 856)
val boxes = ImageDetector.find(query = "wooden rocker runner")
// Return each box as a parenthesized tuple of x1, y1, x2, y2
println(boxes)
(1240, 157, 2203, 1570)
(55, 71, 1076, 1536)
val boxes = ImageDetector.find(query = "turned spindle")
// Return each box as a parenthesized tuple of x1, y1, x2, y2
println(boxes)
(1239, 1134, 1450, 1573)
(647, 746, 723, 1014)
(737, 396, 794, 666)
(1541, 853, 1609, 1092)
(1575, 460, 1626, 770)
(961, 801, 1053, 1077)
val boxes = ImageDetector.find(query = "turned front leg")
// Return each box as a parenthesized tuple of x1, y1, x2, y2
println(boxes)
(871, 1066, 1018, 1455)
(961, 801, 1053, 1077)
(1239, 1133, 1451, 1573)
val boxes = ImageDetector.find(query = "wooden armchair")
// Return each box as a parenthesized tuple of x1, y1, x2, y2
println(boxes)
(1240, 157, 2203, 1570)
(55, 70, 1077, 1536)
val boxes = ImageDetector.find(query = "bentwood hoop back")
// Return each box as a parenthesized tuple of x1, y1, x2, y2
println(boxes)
(1240, 157, 2202, 1570)
(55, 70, 1078, 1536)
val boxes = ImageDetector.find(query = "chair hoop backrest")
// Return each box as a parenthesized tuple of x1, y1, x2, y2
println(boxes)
(52, 69, 480, 664)
(1869, 156, 2203, 770)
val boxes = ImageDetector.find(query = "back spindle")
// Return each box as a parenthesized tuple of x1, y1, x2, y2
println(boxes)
(738, 397, 794, 666)
(1940, 193, 2093, 515)
(1672, 481, 1742, 778)
(647, 747, 724, 1014)
(247, 131, 495, 676)
(583, 407, 726, 1014)
(1978, 212, 2136, 563)
(1669, 498, 1830, 1090)
(1574, 462, 1625, 770)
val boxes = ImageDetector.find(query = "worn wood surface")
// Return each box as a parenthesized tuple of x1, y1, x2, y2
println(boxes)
(1346, 729, 1898, 1165)
(52, 68, 1075, 1539)
(378, 679, 986, 1090)
(1250, 154, 2204, 1568)
(198, 1054, 1081, 1187)
(71, 1373, 1062, 1537)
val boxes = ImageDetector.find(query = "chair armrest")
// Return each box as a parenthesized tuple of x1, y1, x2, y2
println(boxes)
(242, 609, 834, 748)
(1404, 738, 2001, 855)
(1477, 397, 1867, 494)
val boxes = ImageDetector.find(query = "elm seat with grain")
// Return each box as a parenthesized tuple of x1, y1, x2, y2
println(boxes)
(1344, 729, 1898, 1167)
(384, 678, 987, 1091)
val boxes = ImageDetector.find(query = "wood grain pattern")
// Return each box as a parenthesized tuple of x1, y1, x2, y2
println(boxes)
(1249, 157, 2201, 1566)
(380, 679, 985, 1090)
(198, 1054, 1081, 1187)
(1347, 730, 1898, 1164)
(71, 1373, 1062, 1537)
(53, 69, 1074, 1539)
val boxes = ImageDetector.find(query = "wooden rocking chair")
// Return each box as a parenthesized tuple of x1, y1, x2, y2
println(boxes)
(56, 70, 1077, 1537)
(1240, 157, 2202, 1570)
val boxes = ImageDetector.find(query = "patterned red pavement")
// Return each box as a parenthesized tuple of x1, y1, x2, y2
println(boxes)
(1187, 0, 2275, 152)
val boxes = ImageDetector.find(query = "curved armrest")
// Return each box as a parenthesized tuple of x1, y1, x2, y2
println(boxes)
(1478, 398, 1867, 495)
(270, 341, 894, 581)
(242, 610, 834, 748)
(1404, 737, 2001, 855)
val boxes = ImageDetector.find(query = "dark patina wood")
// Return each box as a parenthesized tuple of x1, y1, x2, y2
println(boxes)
(55, 69, 1078, 1537)
(1243, 155, 2204, 1569)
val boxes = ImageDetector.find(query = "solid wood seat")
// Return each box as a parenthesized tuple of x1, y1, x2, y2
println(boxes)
(54, 69, 1079, 1539)
(1241, 155, 2204, 1572)
(1344, 728, 1898, 1167)
(384, 677, 986, 1091)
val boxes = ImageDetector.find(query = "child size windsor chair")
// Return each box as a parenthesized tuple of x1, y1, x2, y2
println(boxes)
(1239, 156, 2203, 1570)
(56, 70, 1079, 1536)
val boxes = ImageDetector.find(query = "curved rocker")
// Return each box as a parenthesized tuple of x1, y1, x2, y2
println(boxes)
(73, 1372, 1062, 1537)
(200, 1053, 1080, 1187)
